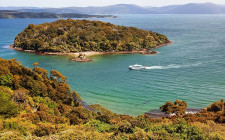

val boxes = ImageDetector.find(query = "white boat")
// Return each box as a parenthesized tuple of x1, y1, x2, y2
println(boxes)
(129, 64, 146, 70)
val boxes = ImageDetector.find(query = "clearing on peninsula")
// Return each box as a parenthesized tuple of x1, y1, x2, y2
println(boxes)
(13, 19, 170, 53)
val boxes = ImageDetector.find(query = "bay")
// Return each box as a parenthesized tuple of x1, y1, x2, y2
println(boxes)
(0, 15, 225, 115)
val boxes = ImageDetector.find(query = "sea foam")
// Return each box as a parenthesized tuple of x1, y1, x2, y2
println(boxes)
(145, 63, 201, 70)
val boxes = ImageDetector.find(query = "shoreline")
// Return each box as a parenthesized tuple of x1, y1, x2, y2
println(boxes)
(9, 41, 173, 62)
(145, 108, 203, 118)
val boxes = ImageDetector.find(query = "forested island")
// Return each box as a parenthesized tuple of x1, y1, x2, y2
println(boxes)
(0, 57, 225, 139)
(12, 19, 170, 61)
(0, 10, 117, 19)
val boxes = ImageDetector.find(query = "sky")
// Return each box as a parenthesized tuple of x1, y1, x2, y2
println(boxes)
(0, 0, 225, 7)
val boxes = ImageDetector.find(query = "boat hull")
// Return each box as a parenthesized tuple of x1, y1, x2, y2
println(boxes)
(129, 65, 146, 70)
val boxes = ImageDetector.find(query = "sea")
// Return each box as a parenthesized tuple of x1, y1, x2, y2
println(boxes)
(0, 15, 225, 116)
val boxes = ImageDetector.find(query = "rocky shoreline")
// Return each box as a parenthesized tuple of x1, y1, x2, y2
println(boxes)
(9, 41, 172, 62)
(145, 108, 203, 118)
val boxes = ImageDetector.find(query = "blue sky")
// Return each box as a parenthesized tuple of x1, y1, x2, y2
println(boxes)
(0, 0, 225, 7)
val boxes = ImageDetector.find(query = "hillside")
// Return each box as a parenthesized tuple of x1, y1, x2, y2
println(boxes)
(165, 3, 225, 14)
(13, 19, 169, 53)
(17, 4, 158, 14)
(0, 10, 116, 18)
(0, 57, 225, 139)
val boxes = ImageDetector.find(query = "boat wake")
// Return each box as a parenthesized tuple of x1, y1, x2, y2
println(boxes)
(1, 45, 10, 49)
(145, 63, 201, 70)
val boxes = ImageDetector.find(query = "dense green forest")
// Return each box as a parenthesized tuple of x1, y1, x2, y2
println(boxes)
(13, 19, 169, 52)
(0, 57, 225, 139)
(0, 10, 116, 19)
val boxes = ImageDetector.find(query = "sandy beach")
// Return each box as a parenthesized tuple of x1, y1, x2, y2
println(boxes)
(9, 41, 172, 61)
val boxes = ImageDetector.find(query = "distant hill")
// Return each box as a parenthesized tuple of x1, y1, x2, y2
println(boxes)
(0, 10, 116, 18)
(1, 3, 225, 14)
(146, 5, 182, 13)
(0, 6, 41, 10)
(73, 4, 157, 14)
(18, 4, 158, 14)
(165, 3, 225, 14)
(12, 3, 225, 14)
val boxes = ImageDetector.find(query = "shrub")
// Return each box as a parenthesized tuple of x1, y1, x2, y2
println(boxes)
(33, 124, 57, 137)
(69, 114, 83, 125)
(207, 99, 225, 113)
(22, 113, 40, 124)
(33, 96, 58, 114)
(59, 125, 110, 139)
(0, 91, 19, 117)
(85, 120, 115, 133)
(96, 115, 110, 124)
(118, 121, 134, 134)
(12, 88, 29, 104)
(0, 75, 12, 86)
(160, 99, 187, 116)
(37, 103, 49, 112)
(131, 115, 152, 129)
(3, 121, 29, 136)
(163, 119, 206, 139)
(36, 111, 67, 124)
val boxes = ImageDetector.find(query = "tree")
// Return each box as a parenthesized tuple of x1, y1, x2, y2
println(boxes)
(50, 70, 66, 83)
(160, 99, 187, 116)
(207, 99, 225, 113)
(32, 62, 39, 66)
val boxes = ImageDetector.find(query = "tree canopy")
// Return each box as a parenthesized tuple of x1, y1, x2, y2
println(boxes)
(14, 19, 169, 52)
(160, 99, 188, 115)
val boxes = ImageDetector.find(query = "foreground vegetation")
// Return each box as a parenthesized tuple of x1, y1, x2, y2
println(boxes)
(13, 19, 169, 53)
(0, 57, 225, 139)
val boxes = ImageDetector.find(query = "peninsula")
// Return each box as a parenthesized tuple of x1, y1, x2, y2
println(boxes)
(12, 19, 171, 61)
(0, 10, 117, 19)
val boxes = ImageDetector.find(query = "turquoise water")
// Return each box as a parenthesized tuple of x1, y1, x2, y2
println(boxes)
(0, 15, 225, 115)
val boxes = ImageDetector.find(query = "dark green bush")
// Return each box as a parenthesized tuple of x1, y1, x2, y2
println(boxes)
(85, 120, 115, 133)
(0, 91, 19, 117)
(96, 115, 110, 124)
(33, 124, 57, 137)
(118, 121, 134, 134)
(163, 119, 206, 139)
